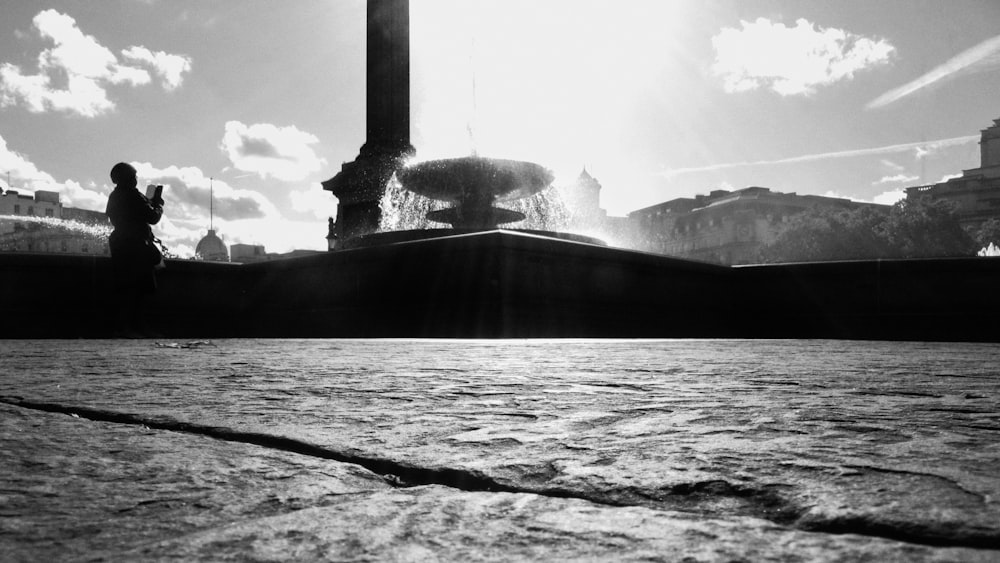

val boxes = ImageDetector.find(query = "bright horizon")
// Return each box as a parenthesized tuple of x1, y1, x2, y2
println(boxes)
(2, 0, 999, 257)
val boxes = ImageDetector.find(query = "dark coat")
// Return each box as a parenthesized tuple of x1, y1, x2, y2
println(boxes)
(106, 186, 163, 292)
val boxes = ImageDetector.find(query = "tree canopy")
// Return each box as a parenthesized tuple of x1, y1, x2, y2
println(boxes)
(972, 217, 1000, 250)
(760, 197, 978, 263)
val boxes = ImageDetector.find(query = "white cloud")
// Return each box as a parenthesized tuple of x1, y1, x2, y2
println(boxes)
(217, 216, 327, 254)
(912, 135, 977, 160)
(873, 173, 919, 186)
(880, 159, 905, 172)
(59, 179, 110, 211)
(0, 131, 109, 211)
(130, 161, 279, 223)
(938, 172, 963, 183)
(0, 10, 191, 117)
(868, 34, 1000, 109)
(221, 121, 326, 182)
(0, 132, 56, 190)
(873, 190, 906, 205)
(121, 46, 191, 90)
(820, 190, 867, 203)
(0, 136, 320, 256)
(290, 183, 337, 220)
(712, 18, 894, 96)
(127, 161, 300, 257)
(821, 189, 905, 206)
(660, 135, 978, 177)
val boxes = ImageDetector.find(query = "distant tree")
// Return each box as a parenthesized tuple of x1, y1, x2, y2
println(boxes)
(759, 205, 889, 263)
(972, 217, 1000, 250)
(881, 196, 977, 258)
(757, 208, 834, 263)
(761, 197, 977, 263)
(836, 205, 894, 258)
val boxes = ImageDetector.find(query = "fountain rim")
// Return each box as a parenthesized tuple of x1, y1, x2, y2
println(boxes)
(339, 228, 607, 250)
(395, 156, 555, 203)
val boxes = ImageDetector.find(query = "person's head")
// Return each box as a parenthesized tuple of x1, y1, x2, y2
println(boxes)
(110, 162, 137, 188)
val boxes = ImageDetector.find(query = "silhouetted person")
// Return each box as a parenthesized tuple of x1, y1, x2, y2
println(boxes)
(106, 162, 164, 337)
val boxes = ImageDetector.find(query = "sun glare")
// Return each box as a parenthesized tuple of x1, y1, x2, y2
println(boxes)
(411, 1, 691, 190)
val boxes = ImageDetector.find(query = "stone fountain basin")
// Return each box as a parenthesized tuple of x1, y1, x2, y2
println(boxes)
(340, 229, 608, 250)
(397, 156, 554, 204)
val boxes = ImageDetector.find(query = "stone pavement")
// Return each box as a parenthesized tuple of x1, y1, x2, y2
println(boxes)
(2, 339, 999, 561)
(2, 402, 995, 562)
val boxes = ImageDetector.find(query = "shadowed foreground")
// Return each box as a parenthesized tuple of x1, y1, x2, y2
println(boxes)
(3, 231, 1000, 340)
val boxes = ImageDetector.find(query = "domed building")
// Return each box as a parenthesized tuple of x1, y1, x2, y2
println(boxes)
(195, 229, 229, 262)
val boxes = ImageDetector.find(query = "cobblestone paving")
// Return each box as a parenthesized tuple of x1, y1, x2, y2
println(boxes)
(2, 339, 998, 561)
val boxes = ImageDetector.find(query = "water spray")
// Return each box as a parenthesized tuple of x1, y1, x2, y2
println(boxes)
(0, 214, 112, 239)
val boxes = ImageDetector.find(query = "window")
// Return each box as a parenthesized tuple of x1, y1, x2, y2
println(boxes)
(61, 241, 68, 252)
(45, 208, 54, 217)
(81, 244, 89, 253)
(27, 206, 33, 215)
(13, 204, 19, 214)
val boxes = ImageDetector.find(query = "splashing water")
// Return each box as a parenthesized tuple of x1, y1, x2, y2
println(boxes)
(497, 188, 570, 231)
(0, 214, 111, 239)
(378, 174, 446, 232)
(378, 174, 572, 233)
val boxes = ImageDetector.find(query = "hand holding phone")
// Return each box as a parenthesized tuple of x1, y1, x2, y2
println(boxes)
(146, 184, 164, 202)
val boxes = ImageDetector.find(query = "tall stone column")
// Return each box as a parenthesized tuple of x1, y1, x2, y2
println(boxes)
(323, 0, 415, 244)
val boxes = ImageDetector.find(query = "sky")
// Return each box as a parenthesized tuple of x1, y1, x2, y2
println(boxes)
(1, 0, 999, 257)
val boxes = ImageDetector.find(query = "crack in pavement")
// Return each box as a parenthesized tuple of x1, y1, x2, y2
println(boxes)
(0, 396, 522, 494)
(3, 395, 999, 552)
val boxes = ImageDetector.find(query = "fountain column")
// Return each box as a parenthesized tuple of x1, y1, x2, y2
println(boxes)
(323, 0, 415, 243)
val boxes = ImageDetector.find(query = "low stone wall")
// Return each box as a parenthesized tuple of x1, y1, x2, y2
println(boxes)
(737, 257, 1000, 341)
(2, 232, 998, 340)
(0, 253, 245, 338)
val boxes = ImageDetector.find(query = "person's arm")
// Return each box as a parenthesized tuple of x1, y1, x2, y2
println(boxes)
(136, 190, 163, 225)
(148, 197, 163, 225)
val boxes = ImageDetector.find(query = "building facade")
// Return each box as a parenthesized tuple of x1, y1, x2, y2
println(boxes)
(628, 187, 886, 265)
(904, 117, 1000, 230)
(230, 243, 268, 263)
(0, 189, 110, 255)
